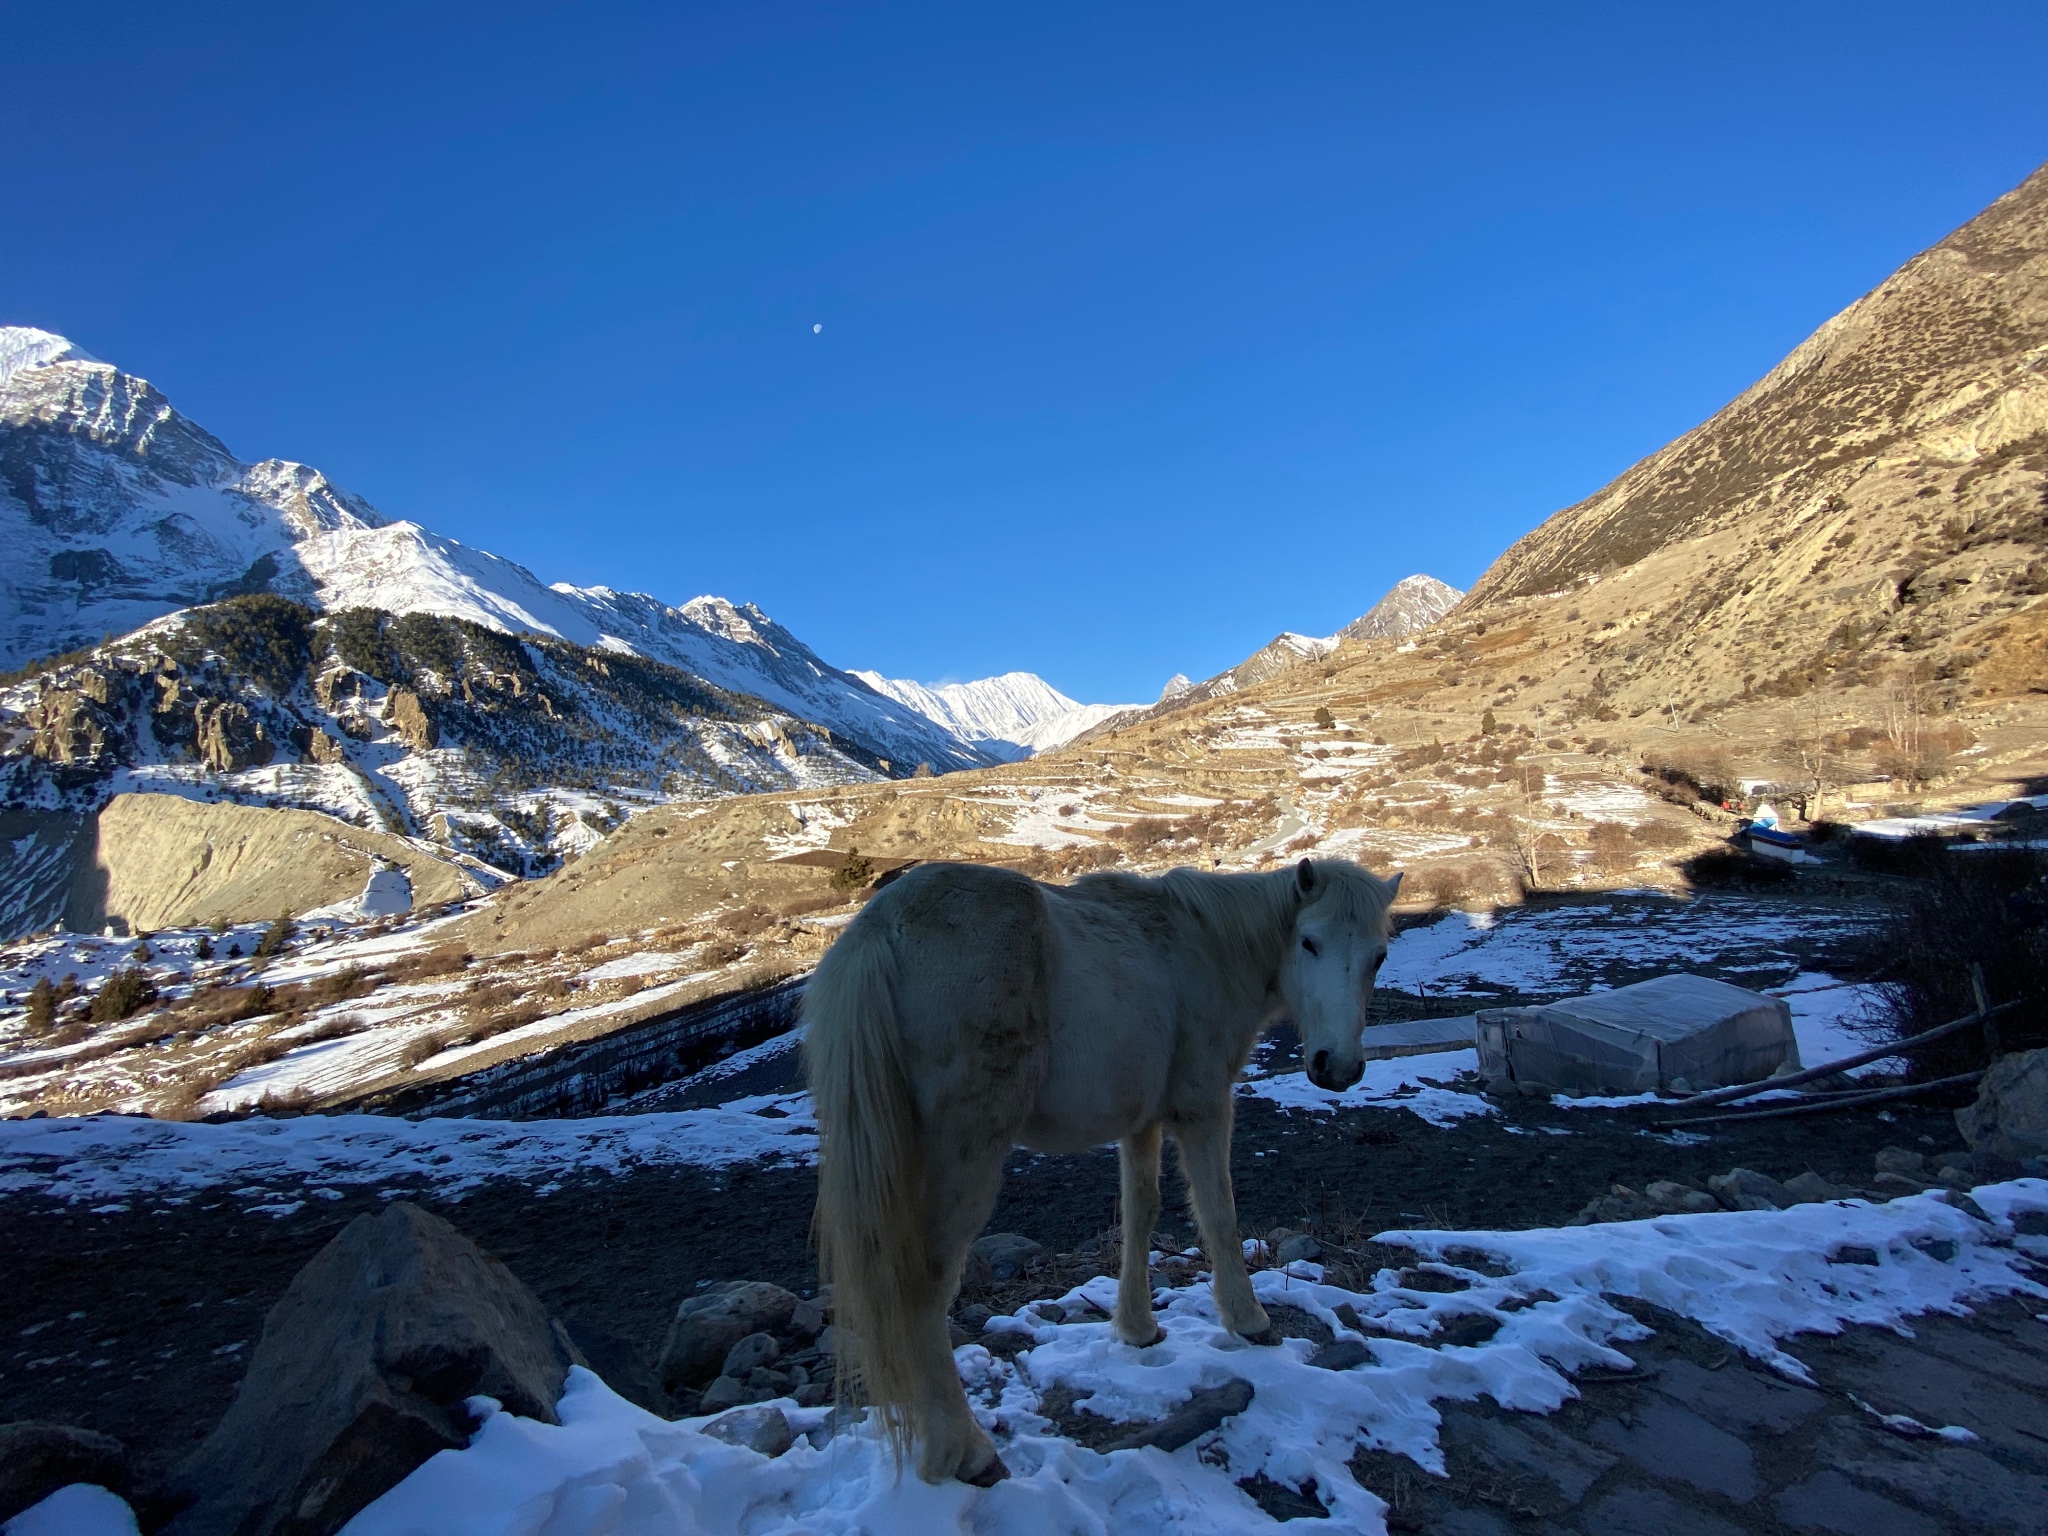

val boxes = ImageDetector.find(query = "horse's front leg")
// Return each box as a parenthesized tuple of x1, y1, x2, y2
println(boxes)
(1114, 1123, 1165, 1347)
(1174, 1111, 1276, 1343)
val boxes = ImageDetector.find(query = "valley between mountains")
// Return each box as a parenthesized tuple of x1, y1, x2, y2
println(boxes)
(2, 163, 2047, 1126)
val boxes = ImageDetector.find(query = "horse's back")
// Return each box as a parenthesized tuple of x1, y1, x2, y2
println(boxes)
(839, 862, 1053, 1113)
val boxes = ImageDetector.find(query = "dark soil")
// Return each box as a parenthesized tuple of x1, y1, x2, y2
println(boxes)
(0, 1076, 1963, 1500)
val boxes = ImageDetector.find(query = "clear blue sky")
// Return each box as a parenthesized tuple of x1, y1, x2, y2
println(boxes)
(7, 4, 2045, 704)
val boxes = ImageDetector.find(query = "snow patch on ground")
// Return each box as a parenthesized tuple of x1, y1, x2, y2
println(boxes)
(323, 1182, 2048, 1536)
(1242, 1050, 1494, 1127)
(0, 1099, 818, 1207)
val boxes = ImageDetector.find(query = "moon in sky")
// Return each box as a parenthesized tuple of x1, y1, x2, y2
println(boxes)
(812, 323, 823, 334)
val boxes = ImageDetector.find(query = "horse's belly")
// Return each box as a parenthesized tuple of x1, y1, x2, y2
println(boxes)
(1016, 1037, 1168, 1153)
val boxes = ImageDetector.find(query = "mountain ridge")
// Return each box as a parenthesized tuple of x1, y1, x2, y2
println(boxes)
(0, 327, 984, 775)
(849, 669, 1140, 760)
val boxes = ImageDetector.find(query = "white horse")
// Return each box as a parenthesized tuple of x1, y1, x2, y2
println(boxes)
(804, 855, 1401, 1484)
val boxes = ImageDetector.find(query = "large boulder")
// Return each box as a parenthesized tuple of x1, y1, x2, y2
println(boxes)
(1957, 1048, 2048, 1162)
(658, 1282, 799, 1392)
(971, 1232, 1047, 1282)
(166, 1202, 581, 1536)
(0, 1422, 128, 1523)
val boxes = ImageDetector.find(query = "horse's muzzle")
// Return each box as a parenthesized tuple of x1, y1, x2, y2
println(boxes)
(1308, 1050, 1363, 1092)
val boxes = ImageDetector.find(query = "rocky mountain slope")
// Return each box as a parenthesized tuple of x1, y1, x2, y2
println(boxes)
(1073, 573, 1463, 739)
(1339, 574, 1465, 641)
(0, 593, 913, 935)
(849, 670, 1139, 760)
(471, 165, 2048, 959)
(1462, 163, 2048, 720)
(0, 327, 982, 775)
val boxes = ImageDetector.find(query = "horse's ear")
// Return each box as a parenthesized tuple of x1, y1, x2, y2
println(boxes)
(1385, 870, 1403, 898)
(1296, 858, 1316, 893)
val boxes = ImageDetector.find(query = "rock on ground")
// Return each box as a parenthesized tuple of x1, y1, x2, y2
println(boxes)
(657, 1281, 799, 1391)
(165, 1202, 582, 1536)
(1958, 1048, 2048, 1162)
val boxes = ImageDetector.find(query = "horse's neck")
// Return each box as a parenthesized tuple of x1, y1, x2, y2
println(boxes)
(1173, 867, 1296, 1023)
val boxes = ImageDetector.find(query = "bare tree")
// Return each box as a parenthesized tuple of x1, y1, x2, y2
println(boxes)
(1493, 761, 1549, 891)
(1786, 701, 1833, 822)
(1877, 662, 1936, 784)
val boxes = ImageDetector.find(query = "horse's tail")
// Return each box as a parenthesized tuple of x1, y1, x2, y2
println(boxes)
(803, 913, 925, 1457)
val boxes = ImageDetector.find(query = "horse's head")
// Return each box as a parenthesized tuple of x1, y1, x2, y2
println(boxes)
(1280, 857, 1402, 1091)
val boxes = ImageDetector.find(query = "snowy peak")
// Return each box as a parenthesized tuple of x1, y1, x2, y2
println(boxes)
(852, 669, 1143, 760)
(1338, 574, 1464, 641)
(0, 326, 101, 386)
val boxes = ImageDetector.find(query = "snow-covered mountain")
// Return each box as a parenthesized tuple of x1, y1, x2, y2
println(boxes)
(1337, 574, 1463, 641)
(849, 670, 1140, 761)
(0, 327, 981, 773)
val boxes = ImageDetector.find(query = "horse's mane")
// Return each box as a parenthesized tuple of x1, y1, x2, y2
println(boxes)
(1070, 859, 1392, 972)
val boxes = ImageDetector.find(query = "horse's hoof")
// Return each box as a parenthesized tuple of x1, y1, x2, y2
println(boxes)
(1240, 1325, 1282, 1346)
(962, 1453, 1011, 1487)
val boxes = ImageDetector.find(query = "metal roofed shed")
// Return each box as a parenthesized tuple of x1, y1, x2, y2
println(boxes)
(1476, 973, 1799, 1098)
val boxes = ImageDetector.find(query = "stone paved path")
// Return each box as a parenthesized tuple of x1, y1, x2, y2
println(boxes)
(1347, 1294, 2048, 1535)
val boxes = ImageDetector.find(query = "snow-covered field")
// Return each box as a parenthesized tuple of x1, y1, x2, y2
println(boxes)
(0, 1095, 817, 1212)
(34, 1182, 2037, 1536)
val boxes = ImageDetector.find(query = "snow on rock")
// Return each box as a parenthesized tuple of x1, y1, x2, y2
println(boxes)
(0, 324, 102, 385)
(850, 669, 1141, 760)
(3, 1482, 139, 1536)
(327, 1182, 2048, 1536)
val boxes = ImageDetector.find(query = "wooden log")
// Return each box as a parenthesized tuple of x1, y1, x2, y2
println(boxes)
(1670, 999, 2020, 1110)
(1660, 1069, 1985, 1128)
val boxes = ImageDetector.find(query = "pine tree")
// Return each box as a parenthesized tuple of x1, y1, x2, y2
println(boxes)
(26, 977, 56, 1035)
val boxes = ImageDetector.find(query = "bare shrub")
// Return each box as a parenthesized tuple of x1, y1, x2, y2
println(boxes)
(380, 945, 470, 983)
(1588, 822, 1635, 875)
(1679, 847, 1793, 888)
(1852, 847, 2048, 1081)
(1631, 820, 1688, 851)
(1417, 866, 1471, 910)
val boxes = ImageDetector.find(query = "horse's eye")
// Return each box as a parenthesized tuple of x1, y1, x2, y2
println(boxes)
(1301, 937, 1320, 957)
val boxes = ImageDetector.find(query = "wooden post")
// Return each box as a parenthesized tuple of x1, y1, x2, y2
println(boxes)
(1970, 964, 2000, 1060)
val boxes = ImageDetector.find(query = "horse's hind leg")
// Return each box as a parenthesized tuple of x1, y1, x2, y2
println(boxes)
(909, 1119, 1012, 1484)
(1174, 1112, 1276, 1343)
(1114, 1123, 1165, 1346)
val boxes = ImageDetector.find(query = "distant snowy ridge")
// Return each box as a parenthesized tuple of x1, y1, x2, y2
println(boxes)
(0, 326, 982, 774)
(850, 669, 1140, 761)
